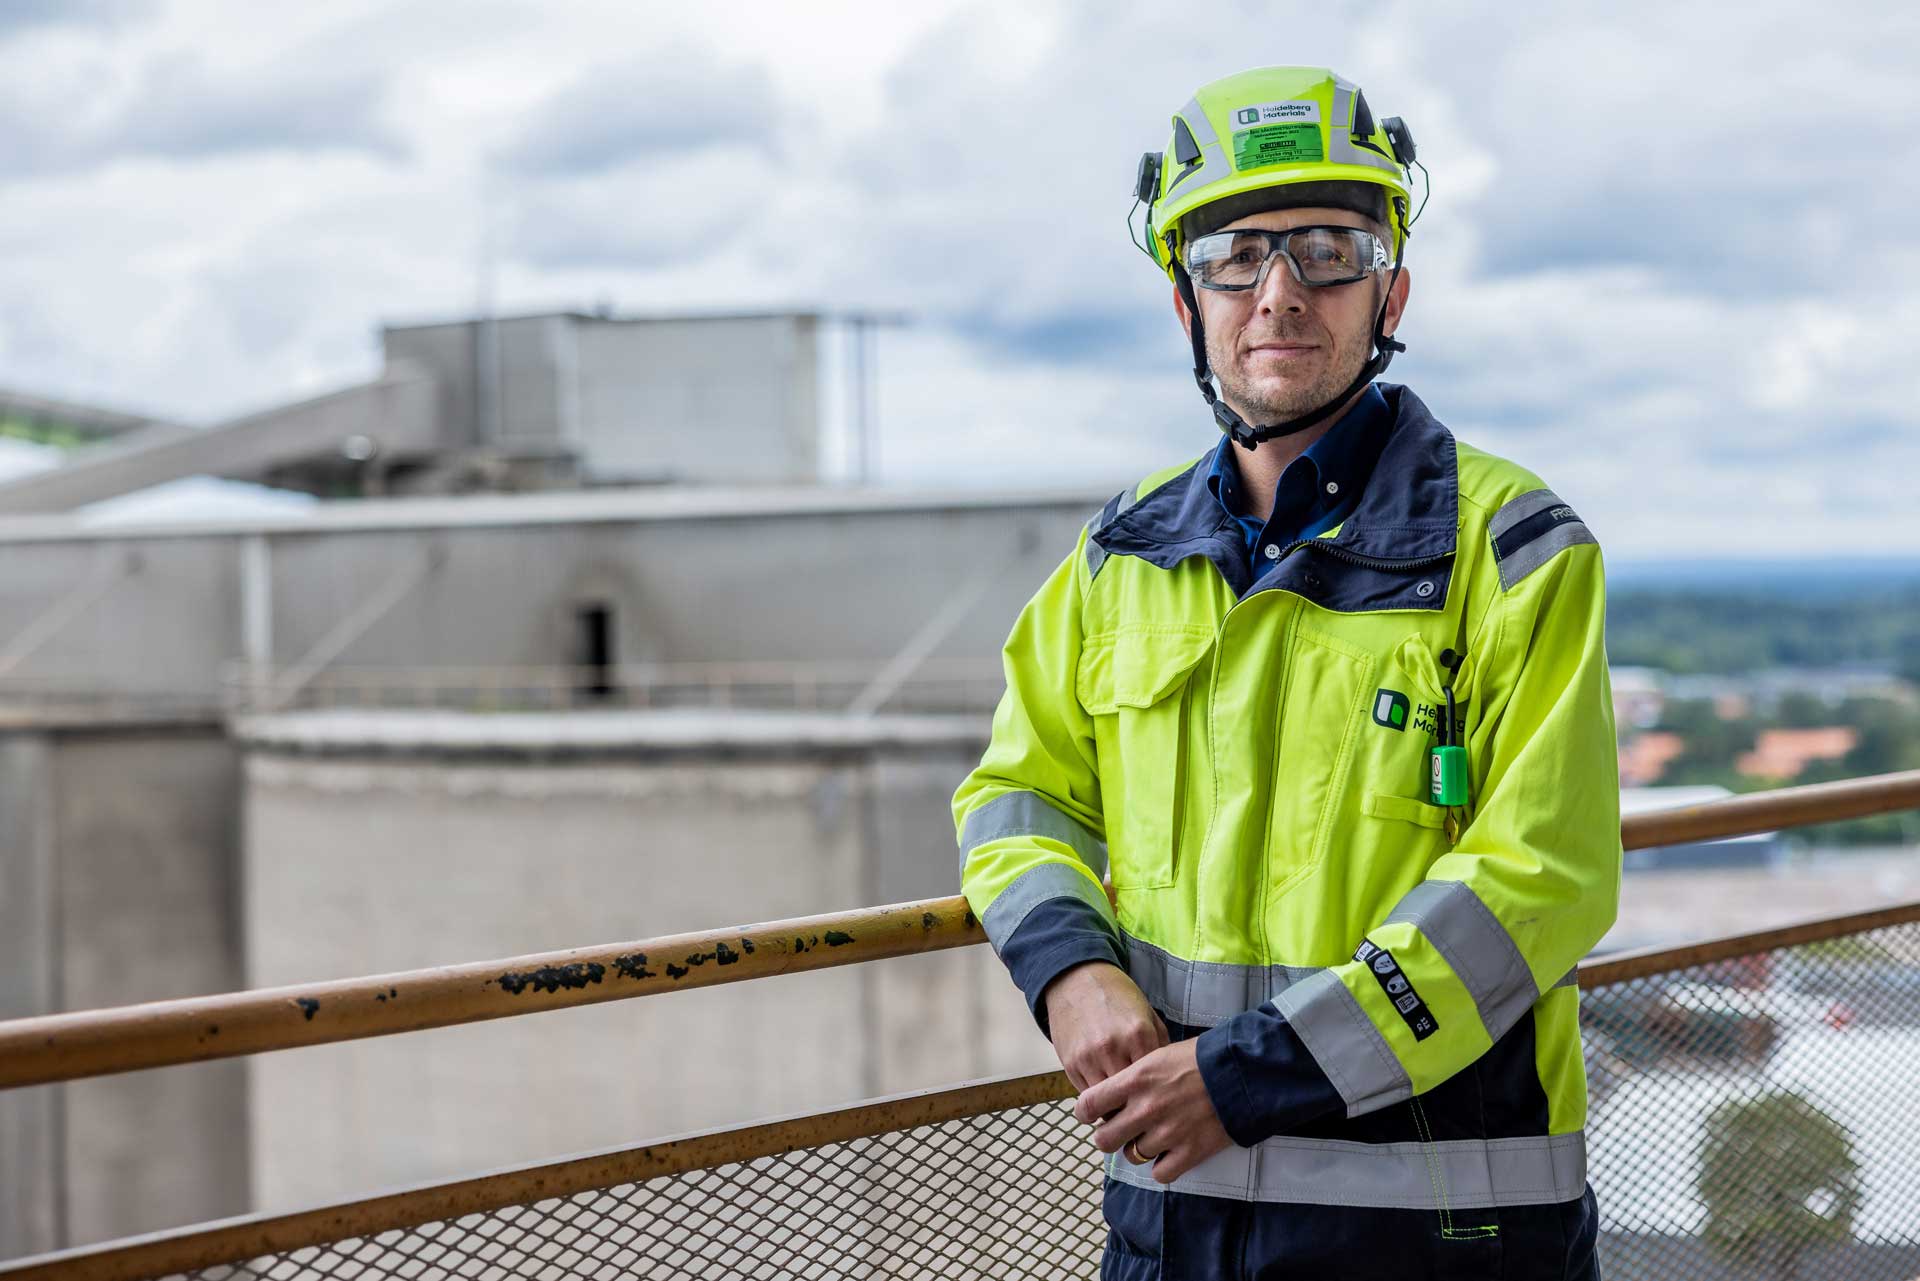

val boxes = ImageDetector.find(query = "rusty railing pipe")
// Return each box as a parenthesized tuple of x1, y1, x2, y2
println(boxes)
(0, 900, 981, 1090)
(13, 892, 1920, 1281)
(1, 768, 1917, 1090)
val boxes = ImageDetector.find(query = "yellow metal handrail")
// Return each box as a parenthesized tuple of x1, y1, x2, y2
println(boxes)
(2, 768, 1917, 1091)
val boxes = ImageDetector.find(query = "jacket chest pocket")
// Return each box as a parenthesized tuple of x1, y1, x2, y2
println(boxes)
(1076, 625, 1213, 889)
(1270, 626, 1375, 883)
(1281, 631, 1480, 911)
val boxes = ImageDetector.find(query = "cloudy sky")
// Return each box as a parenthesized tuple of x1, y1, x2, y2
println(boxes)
(2, 0, 1917, 558)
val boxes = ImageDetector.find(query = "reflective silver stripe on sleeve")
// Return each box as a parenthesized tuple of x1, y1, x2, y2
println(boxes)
(1084, 521, 1108, 579)
(1499, 520, 1596, 590)
(958, 790, 1107, 882)
(1488, 488, 1597, 591)
(1106, 1130, 1587, 1210)
(1486, 488, 1567, 540)
(1555, 969, 1577, 990)
(978, 861, 1113, 954)
(1272, 969, 1411, 1118)
(1119, 930, 1318, 1029)
(1084, 487, 1137, 580)
(1385, 880, 1539, 1042)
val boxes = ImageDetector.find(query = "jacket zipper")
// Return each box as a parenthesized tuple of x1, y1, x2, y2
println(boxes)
(1275, 538, 1453, 573)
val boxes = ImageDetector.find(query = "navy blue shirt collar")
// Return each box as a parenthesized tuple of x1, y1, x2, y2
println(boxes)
(1204, 383, 1392, 562)
(1090, 383, 1459, 606)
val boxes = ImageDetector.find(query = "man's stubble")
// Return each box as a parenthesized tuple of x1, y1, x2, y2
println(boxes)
(1203, 287, 1382, 423)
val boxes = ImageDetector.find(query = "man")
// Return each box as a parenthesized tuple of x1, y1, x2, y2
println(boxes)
(953, 67, 1620, 1279)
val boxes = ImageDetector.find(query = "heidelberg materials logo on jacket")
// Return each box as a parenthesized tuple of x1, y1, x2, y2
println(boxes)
(1373, 687, 1464, 738)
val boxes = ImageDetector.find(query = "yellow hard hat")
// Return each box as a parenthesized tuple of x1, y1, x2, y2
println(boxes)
(1136, 66, 1416, 280)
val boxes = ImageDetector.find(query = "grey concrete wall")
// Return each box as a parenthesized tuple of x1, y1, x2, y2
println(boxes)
(383, 321, 480, 450)
(573, 315, 819, 484)
(53, 732, 249, 1247)
(239, 716, 1055, 1216)
(0, 737, 59, 1258)
(0, 493, 1099, 702)
(0, 726, 248, 1258)
(379, 313, 823, 484)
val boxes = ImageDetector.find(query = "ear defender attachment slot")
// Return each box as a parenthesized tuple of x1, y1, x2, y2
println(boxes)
(1170, 115, 1202, 166)
(1351, 90, 1377, 140)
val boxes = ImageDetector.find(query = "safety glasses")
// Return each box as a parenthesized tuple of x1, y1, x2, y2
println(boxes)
(1185, 225, 1389, 291)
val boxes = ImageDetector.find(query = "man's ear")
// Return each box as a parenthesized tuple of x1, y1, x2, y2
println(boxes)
(1381, 266, 1412, 339)
(1172, 282, 1192, 332)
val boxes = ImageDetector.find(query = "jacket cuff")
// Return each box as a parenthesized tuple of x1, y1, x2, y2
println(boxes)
(1194, 1002, 1345, 1147)
(996, 896, 1127, 1038)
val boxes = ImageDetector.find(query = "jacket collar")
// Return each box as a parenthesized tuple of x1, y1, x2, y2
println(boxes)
(1093, 384, 1459, 606)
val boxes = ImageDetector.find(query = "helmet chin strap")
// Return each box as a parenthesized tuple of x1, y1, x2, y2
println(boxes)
(1176, 255, 1407, 450)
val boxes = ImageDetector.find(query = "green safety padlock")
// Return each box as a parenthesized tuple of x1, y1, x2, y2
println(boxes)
(1429, 745, 1469, 807)
(1426, 645, 1471, 810)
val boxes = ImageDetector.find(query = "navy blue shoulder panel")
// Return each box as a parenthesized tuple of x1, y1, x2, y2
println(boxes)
(1089, 459, 1252, 593)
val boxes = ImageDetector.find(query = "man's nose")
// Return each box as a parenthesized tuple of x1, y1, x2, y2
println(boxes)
(1255, 251, 1310, 314)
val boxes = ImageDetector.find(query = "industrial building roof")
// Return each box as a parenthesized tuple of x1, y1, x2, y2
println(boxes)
(0, 480, 1117, 545)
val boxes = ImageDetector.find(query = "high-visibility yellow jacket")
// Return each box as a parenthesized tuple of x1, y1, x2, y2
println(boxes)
(954, 385, 1620, 1221)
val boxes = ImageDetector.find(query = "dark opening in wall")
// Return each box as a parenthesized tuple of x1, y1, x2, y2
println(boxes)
(575, 602, 616, 700)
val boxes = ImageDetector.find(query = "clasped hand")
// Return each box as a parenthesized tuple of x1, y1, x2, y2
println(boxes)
(1044, 961, 1233, 1183)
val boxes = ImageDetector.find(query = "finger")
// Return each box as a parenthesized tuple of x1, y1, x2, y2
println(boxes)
(1152, 1013, 1170, 1047)
(1073, 1078, 1115, 1125)
(1091, 1108, 1146, 1155)
(1151, 1145, 1194, 1184)
(1096, 1044, 1135, 1083)
(1121, 1027, 1160, 1065)
(1062, 1060, 1087, 1094)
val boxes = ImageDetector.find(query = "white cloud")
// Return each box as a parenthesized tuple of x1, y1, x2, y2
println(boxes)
(495, 48, 782, 177)
(0, 0, 1914, 554)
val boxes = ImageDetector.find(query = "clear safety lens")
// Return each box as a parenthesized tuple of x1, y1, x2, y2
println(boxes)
(1185, 226, 1387, 290)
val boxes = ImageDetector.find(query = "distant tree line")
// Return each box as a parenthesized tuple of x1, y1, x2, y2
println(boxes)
(1614, 583, 1920, 845)
(1608, 585, 1920, 682)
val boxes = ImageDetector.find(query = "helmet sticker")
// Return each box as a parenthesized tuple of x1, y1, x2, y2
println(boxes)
(1232, 117, 1324, 169)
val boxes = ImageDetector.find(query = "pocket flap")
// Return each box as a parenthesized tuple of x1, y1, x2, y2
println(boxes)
(1363, 790, 1449, 829)
(1394, 633, 1476, 703)
(1076, 625, 1214, 714)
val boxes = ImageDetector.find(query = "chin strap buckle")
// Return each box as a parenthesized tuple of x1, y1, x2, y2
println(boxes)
(1213, 401, 1259, 451)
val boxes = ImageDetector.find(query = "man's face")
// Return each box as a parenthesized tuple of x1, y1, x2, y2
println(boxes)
(1176, 206, 1410, 424)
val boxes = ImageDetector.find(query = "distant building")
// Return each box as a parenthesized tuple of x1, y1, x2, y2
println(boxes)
(1609, 665, 1667, 729)
(0, 309, 896, 516)
(1618, 730, 1686, 786)
(1735, 726, 1859, 781)
(1666, 666, 1915, 715)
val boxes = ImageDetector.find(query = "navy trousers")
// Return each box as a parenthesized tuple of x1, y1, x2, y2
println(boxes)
(1099, 1179, 1601, 1280)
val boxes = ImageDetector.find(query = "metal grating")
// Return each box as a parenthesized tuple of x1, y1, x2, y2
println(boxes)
(187, 1101, 1103, 1281)
(73, 918, 1920, 1280)
(1585, 920, 1920, 1279)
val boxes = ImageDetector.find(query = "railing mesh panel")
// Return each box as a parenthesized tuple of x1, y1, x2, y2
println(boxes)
(169, 919, 1920, 1280)
(1585, 919, 1920, 1279)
